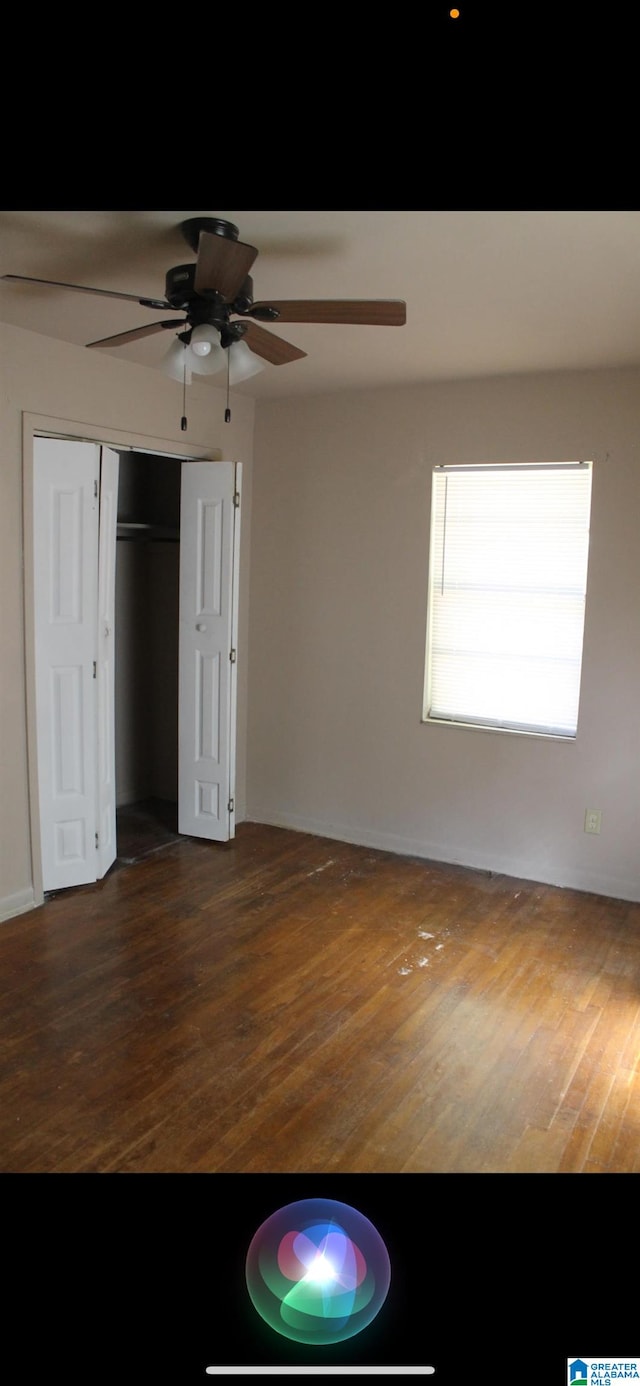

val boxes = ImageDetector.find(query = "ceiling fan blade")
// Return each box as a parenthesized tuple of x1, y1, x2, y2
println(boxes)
(250, 299, 407, 326)
(2, 273, 170, 310)
(194, 231, 259, 302)
(241, 321, 307, 365)
(86, 319, 185, 348)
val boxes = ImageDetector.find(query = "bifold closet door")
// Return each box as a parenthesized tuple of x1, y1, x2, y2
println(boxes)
(33, 438, 119, 891)
(178, 461, 241, 842)
(96, 446, 119, 879)
(34, 441, 240, 885)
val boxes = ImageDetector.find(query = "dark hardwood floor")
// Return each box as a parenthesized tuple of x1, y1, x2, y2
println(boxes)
(1, 823, 639, 1172)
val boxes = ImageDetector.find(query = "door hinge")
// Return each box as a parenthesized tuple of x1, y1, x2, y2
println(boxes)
(95, 831, 99, 849)
(229, 648, 236, 663)
(94, 480, 98, 498)
(227, 798, 235, 814)
(93, 661, 97, 678)
(233, 491, 240, 508)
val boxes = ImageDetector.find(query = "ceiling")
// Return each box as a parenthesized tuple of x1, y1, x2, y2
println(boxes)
(2, 209, 640, 402)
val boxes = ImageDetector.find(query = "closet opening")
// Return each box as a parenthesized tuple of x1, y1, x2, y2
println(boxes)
(114, 449, 182, 866)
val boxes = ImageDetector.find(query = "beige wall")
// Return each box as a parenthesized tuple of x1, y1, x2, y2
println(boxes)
(248, 368, 640, 902)
(0, 320, 254, 919)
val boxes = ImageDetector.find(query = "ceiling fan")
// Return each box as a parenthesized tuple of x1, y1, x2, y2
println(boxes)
(1, 217, 407, 401)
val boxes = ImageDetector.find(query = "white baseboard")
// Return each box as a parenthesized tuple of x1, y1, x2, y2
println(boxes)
(246, 807, 640, 904)
(0, 886, 37, 923)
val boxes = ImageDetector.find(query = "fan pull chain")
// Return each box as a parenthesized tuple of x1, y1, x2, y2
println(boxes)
(225, 348, 231, 423)
(181, 351, 188, 431)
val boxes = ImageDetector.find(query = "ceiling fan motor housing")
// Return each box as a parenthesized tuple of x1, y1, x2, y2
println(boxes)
(165, 263, 199, 309)
(165, 263, 256, 312)
(164, 264, 253, 344)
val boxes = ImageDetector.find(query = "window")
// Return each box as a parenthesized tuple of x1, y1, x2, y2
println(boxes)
(423, 461, 593, 738)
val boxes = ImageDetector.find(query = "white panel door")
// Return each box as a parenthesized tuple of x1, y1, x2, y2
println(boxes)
(96, 446, 119, 879)
(178, 461, 240, 841)
(34, 438, 100, 890)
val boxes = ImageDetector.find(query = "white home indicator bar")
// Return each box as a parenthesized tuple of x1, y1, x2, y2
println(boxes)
(205, 1369, 435, 1376)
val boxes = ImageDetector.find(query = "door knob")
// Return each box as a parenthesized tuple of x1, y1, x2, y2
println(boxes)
(196, 623, 207, 632)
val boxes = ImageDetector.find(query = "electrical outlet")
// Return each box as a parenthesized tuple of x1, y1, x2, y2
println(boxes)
(584, 808, 602, 834)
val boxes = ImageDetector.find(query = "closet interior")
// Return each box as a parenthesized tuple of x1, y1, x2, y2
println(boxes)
(114, 451, 182, 863)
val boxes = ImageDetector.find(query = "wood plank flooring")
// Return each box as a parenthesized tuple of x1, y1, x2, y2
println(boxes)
(1, 822, 639, 1172)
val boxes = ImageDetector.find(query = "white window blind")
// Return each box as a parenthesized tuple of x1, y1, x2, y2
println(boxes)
(424, 462, 593, 737)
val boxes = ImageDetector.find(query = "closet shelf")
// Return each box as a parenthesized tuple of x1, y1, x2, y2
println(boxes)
(117, 522, 179, 542)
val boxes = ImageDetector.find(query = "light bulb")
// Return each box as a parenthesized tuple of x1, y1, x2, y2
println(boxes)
(188, 324, 227, 376)
(190, 324, 221, 359)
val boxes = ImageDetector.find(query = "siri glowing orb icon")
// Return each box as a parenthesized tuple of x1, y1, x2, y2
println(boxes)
(245, 1198, 391, 1345)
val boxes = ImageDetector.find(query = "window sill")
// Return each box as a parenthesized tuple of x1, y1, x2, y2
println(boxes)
(421, 714, 577, 742)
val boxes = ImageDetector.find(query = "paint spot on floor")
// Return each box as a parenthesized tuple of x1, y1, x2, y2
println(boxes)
(416, 956, 429, 967)
(306, 859, 335, 876)
(418, 930, 435, 939)
(435, 943, 444, 951)
(398, 965, 413, 975)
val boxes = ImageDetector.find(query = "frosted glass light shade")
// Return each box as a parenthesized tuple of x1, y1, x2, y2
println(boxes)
(162, 332, 266, 385)
(228, 340, 266, 384)
(189, 341, 227, 377)
(162, 338, 193, 383)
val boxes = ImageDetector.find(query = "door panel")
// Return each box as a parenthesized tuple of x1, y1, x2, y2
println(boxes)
(96, 446, 119, 878)
(178, 461, 240, 841)
(34, 438, 100, 890)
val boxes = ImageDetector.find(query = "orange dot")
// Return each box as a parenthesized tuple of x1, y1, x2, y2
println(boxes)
(450, 7, 460, 15)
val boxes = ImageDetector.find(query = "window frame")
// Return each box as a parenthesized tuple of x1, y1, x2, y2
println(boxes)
(421, 459, 593, 741)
